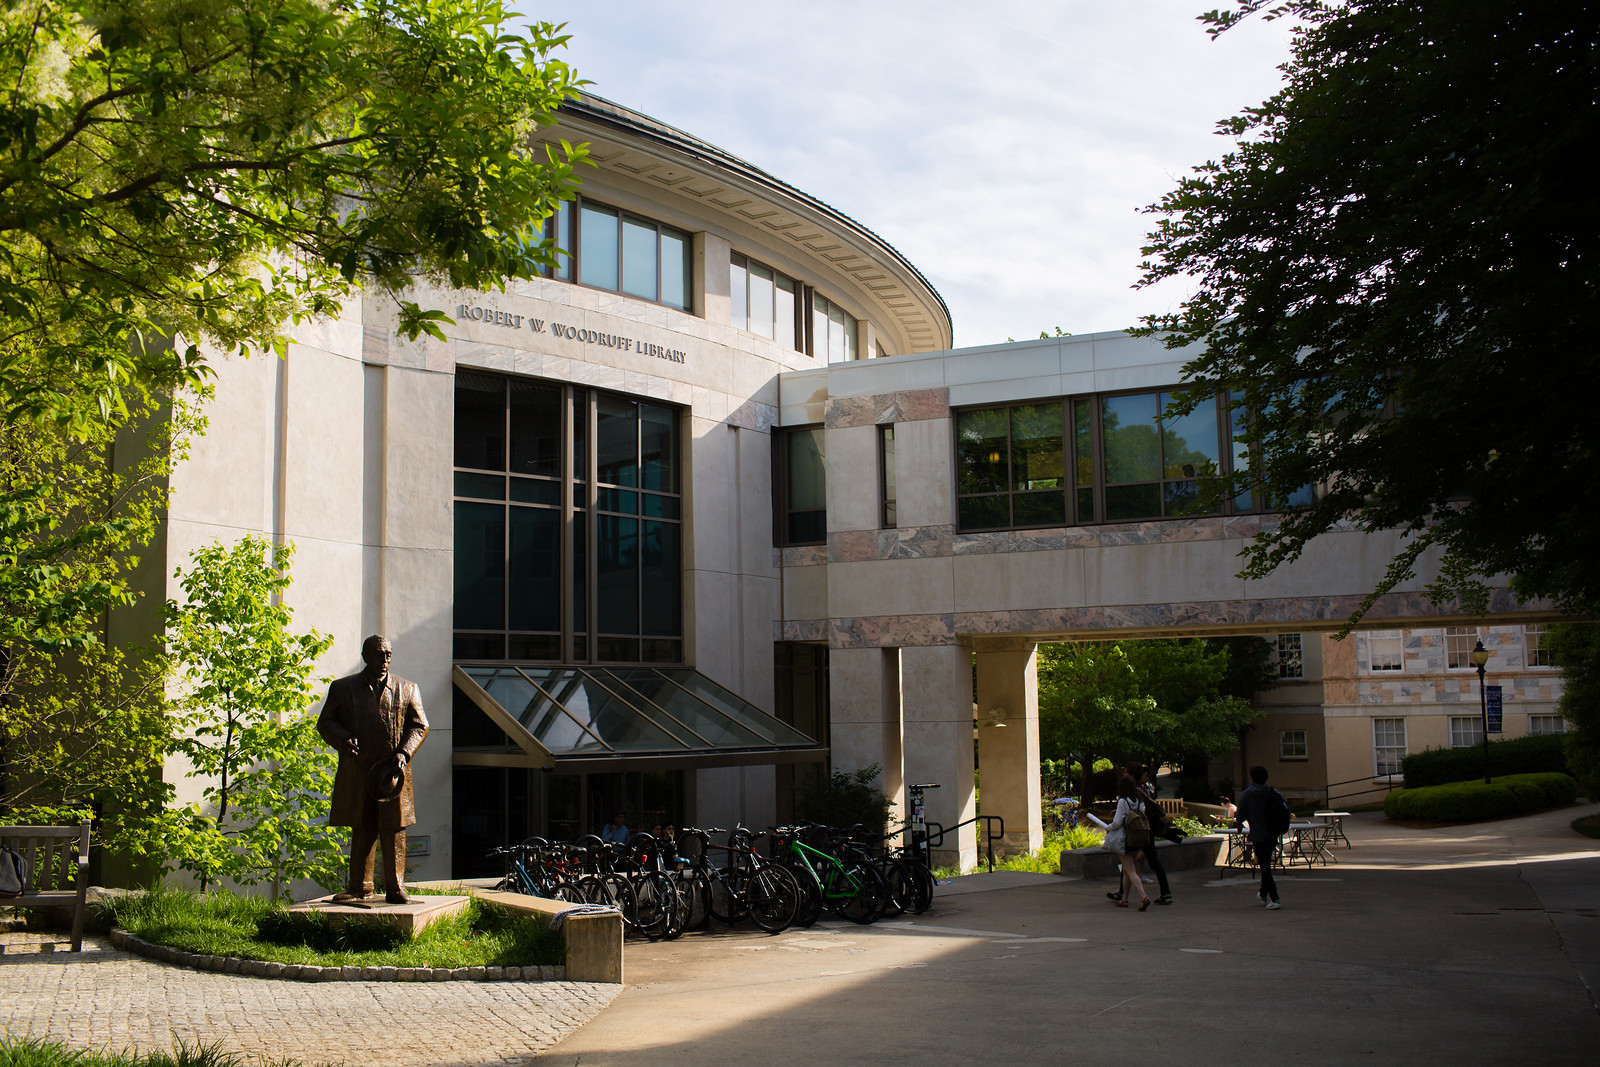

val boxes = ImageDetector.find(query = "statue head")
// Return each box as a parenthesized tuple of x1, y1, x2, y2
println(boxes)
(361, 635, 393, 680)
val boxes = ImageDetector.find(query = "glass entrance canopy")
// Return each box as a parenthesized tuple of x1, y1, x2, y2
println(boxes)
(453, 664, 827, 773)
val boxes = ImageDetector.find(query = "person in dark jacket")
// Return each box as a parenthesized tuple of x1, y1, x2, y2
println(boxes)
(1235, 765, 1287, 909)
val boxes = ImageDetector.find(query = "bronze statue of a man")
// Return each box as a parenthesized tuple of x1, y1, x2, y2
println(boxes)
(317, 635, 429, 904)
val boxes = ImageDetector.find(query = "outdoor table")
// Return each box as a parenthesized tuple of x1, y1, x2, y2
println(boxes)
(1314, 810, 1352, 849)
(1285, 821, 1336, 867)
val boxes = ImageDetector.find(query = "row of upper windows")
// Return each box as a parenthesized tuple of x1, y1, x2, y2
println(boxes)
(535, 197, 872, 360)
(1363, 625, 1552, 673)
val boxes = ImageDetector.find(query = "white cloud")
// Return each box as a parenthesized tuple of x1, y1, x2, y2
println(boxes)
(529, 0, 1293, 345)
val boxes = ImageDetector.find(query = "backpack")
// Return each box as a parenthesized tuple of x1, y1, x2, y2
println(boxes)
(1267, 788, 1292, 837)
(0, 845, 31, 898)
(1123, 800, 1153, 850)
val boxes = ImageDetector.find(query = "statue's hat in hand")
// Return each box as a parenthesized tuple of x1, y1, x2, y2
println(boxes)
(366, 754, 408, 802)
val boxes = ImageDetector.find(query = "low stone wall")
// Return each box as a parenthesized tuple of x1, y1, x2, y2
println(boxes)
(1059, 835, 1224, 879)
(108, 928, 566, 982)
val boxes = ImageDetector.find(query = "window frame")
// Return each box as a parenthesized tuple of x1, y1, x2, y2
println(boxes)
(1524, 624, 1553, 668)
(1276, 633, 1304, 679)
(1366, 630, 1404, 673)
(951, 386, 1279, 533)
(1444, 626, 1479, 671)
(879, 424, 897, 530)
(774, 425, 828, 547)
(453, 370, 685, 666)
(1448, 715, 1484, 749)
(539, 195, 694, 312)
(1373, 717, 1406, 777)
(1528, 714, 1566, 735)
(1279, 729, 1308, 761)
(729, 251, 801, 349)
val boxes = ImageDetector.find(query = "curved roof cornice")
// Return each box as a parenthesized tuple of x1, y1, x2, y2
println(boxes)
(542, 92, 952, 353)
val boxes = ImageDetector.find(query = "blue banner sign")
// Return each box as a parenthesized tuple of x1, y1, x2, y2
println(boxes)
(1486, 685, 1503, 734)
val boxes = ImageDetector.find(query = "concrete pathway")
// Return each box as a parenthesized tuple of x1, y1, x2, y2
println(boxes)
(545, 802, 1600, 1066)
(4, 805, 1597, 1066)
(0, 935, 618, 1066)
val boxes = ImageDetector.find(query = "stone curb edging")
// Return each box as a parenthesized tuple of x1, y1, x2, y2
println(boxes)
(108, 929, 566, 983)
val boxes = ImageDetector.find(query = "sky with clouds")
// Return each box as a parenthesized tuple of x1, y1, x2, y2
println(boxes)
(526, 2, 1295, 348)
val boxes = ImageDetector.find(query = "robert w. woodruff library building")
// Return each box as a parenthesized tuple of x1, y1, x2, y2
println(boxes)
(149, 94, 1559, 876)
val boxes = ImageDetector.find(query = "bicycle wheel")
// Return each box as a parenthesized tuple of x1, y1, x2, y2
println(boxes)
(576, 875, 608, 905)
(547, 879, 586, 904)
(877, 858, 909, 919)
(787, 861, 824, 928)
(708, 869, 748, 925)
(910, 862, 935, 914)
(680, 870, 713, 931)
(832, 860, 884, 925)
(745, 863, 799, 933)
(632, 872, 676, 940)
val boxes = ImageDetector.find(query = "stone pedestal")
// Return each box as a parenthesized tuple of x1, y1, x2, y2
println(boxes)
(288, 894, 469, 935)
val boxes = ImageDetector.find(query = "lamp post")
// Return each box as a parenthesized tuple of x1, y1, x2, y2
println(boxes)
(1470, 640, 1491, 784)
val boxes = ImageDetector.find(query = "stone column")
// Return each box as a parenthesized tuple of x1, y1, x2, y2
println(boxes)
(901, 644, 976, 871)
(974, 644, 1042, 857)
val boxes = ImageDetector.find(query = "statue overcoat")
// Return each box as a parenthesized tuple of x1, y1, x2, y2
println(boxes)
(317, 672, 429, 831)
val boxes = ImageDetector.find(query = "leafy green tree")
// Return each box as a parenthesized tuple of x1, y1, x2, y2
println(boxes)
(1, 0, 586, 432)
(1138, 1, 1600, 623)
(1038, 640, 1260, 804)
(795, 764, 894, 837)
(161, 536, 337, 893)
(0, 391, 203, 830)
(1545, 624, 1600, 796)
(1, 0, 581, 835)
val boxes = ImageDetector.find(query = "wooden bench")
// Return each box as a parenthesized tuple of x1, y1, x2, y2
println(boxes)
(1157, 798, 1187, 817)
(1, 821, 92, 951)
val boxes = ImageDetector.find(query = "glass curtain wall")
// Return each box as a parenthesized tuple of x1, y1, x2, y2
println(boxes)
(454, 369, 683, 664)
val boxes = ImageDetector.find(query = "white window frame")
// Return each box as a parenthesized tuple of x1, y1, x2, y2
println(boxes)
(1528, 714, 1566, 735)
(1445, 626, 1478, 671)
(1373, 717, 1406, 776)
(1525, 624, 1553, 669)
(1449, 715, 1484, 748)
(1276, 633, 1304, 679)
(1279, 729, 1308, 761)
(1367, 630, 1404, 673)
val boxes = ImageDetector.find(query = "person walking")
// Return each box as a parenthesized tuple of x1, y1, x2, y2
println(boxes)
(1107, 764, 1174, 904)
(1089, 777, 1153, 911)
(1236, 765, 1290, 909)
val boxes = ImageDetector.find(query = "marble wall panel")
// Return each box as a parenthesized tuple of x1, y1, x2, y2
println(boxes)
(774, 618, 828, 642)
(686, 416, 736, 575)
(824, 353, 950, 398)
(284, 346, 365, 546)
(947, 376, 1066, 408)
(825, 424, 880, 531)
(829, 613, 956, 649)
(381, 367, 452, 553)
(895, 418, 953, 529)
(824, 395, 876, 429)
(781, 557, 828, 622)
(169, 351, 276, 536)
(877, 388, 949, 424)
(736, 425, 778, 577)
(952, 550, 1086, 615)
(826, 557, 955, 619)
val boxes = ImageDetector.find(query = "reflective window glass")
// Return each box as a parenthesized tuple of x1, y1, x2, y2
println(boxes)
(549, 201, 571, 280)
(1073, 399, 1096, 523)
(597, 395, 639, 487)
(730, 254, 748, 328)
(621, 216, 657, 299)
(956, 408, 1008, 494)
(661, 227, 691, 310)
(750, 263, 776, 339)
(579, 203, 619, 290)
(641, 520, 681, 637)
(1010, 403, 1064, 490)
(597, 515, 640, 634)
(776, 276, 797, 349)
(454, 501, 505, 630)
(509, 377, 561, 477)
(507, 506, 560, 632)
(455, 372, 505, 472)
(1102, 392, 1161, 484)
(641, 404, 678, 493)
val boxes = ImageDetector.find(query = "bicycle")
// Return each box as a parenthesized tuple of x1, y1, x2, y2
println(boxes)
(678, 826, 800, 933)
(775, 823, 885, 925)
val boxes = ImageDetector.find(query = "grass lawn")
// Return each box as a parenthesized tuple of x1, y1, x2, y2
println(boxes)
(98, 888, 562, 969)
(0, 1036, 299, 1067)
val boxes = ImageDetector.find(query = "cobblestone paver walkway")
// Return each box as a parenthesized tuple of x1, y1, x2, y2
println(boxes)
(0, 933, 620, 1066)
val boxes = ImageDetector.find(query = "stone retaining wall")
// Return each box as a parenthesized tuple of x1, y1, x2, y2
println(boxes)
(1058, 835, 1223, 879)
(108, 929, 566, 982)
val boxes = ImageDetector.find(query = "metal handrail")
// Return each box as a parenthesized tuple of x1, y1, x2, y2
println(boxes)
(925, 814, 1007, 872)
(1324, 773, 1403, 809)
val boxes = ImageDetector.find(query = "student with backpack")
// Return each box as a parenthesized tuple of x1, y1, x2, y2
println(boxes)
(1235, 765, 1291, 909)
(1091, 776, 1153, 911)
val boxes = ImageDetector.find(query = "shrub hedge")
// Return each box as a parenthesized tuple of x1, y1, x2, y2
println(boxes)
(1401, 733, 1568, 787)
(1383, 772, 1577, 822)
